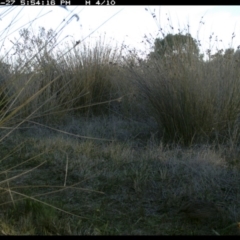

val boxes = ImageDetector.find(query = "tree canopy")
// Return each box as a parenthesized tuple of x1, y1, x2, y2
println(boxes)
(148, 33, 201, 60)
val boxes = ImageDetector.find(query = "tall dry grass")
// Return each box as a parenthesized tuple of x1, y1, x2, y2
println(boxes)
(122, 9, 240, 147)
(0, 7, 124, 234)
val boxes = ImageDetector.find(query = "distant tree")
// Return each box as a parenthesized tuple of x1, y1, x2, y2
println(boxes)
(10, 27, 57, 73)
(209, 49, 223, 61)
(234, 49, 240, 61)
(148, 33, 201, 60)
(224, 48, 235, 57)
(223, 48, 237, 63)
(210, 48, 236, 62)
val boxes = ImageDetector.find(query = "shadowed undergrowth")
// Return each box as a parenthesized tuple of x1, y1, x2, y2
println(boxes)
(0, 6, 239, 235)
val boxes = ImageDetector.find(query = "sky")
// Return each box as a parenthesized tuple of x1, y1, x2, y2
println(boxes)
(0, 5, 240, 61)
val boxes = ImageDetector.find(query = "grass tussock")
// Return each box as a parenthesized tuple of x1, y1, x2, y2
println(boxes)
(0, 6, 239, 235)
(121, 12, 240, 146)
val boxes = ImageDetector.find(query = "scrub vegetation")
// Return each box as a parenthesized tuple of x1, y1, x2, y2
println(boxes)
(0, 7, 239, 235)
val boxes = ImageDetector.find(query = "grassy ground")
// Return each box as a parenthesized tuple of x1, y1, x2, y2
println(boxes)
(0, 111, 239, 235)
